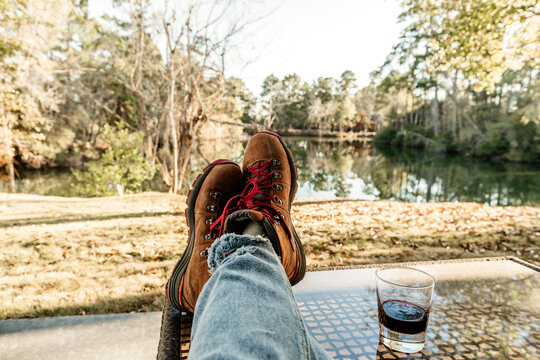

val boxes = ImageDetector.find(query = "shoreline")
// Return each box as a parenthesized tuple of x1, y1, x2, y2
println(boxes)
(245, 127, 376, 139)
(1, 193, 538, 319)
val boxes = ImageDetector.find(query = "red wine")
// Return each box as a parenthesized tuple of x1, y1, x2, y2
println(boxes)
(378, 298, 430, 335)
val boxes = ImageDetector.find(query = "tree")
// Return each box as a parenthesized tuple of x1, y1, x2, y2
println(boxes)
(261, 72, 361, 132)
(338, 70, 356, 96)
(397, 0, 538, 91)
(53, 0, 133, 147)
(375, 0, 538, 140)
(158, 0, 251, 193)
(71, 124, 158, 196)
(354, 86, 376, 119)
(0, 0, 66, 191)
(102, 0, 267, 193)
(261, 73, 310, 129)
(370, 0, 539, 161)
(334, 71, 357, 130)
(307, 97, 335, 130)
(260, 74, 283, 128)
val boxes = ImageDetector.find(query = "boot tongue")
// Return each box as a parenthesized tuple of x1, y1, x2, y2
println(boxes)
(223, 209, 282, 258)
(223, 209, 265, 234)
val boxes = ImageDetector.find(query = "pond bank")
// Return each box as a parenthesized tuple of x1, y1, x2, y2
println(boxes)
(1, 192, 538, 318)
(5, 138, 539, 204)
(245, 127, 376, 139)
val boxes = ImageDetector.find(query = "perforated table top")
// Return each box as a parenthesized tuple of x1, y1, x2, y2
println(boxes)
(174, 257, 539, 359)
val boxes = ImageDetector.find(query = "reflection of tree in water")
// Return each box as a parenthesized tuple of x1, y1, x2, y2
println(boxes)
(273, 139, 540, 204)
(287, 139, 362, 197)
(1, 139, 247, 196)
(0, 169, 76, 196)
(6, 138, 539, 203)
(369, 145, 540, 205)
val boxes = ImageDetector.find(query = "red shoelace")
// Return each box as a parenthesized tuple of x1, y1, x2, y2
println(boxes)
(208, 160, 291, 239)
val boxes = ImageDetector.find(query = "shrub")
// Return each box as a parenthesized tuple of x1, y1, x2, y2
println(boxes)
(391, 132, 404, 147)
(429, 132, 455, 152)
(473, 122, 510, 158)
(374, 126, 397, 144)
(71, 124, 159, 197)
(403, 130, 426, 148)
(504, 120, 540, 162)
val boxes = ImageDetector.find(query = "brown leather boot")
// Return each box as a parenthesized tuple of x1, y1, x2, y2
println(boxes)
(166, 159, 244, 313)
(224, 131, 306, 285)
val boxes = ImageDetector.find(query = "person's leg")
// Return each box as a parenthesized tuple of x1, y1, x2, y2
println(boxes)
(188, 233, 333, 360)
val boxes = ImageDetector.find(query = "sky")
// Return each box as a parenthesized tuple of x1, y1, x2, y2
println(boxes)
(89, 0, 404, 95)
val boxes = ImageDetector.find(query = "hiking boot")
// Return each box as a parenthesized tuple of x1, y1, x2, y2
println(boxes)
(166, 159, 244, 313)
(224, 131, 306, 285)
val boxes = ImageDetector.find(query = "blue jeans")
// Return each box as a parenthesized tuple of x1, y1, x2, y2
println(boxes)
(189, 234, 334, 360)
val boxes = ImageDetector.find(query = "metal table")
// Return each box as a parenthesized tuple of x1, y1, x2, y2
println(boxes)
(157, 257, 539, 359)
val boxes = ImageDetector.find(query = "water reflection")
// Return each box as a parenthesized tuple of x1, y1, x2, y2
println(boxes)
(2, 137, 539, 205)
(370, 146, 540, 205)
(285, 139, 540, 205)
(0, 170, 75, 197)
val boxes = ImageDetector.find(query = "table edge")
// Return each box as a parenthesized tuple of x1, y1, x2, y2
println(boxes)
(306, 256, 540, 272)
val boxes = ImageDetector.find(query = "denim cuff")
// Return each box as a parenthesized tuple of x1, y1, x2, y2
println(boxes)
(207, 233, 272, 273)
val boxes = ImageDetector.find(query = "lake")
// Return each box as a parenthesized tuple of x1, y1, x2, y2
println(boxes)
(2, 137, 539, 205)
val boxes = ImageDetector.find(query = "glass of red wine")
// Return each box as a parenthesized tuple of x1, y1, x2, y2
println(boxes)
(375, 266, 435, 353)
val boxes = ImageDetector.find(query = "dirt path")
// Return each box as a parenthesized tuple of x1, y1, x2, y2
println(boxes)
(1, 192, 538, 319)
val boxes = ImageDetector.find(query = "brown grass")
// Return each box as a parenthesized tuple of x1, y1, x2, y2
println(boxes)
(1, 192, 538, 319)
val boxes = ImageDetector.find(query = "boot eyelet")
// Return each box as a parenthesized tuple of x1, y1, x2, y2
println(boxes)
(200, 249, 209, 257)
(204, 233, 213, 240)
(272, 172, 282, 179)
(209, 191, 221, 199)
(271, 159, 281, 166)
(273, 196, 282, 205)
(207, 204, 217, 212)
(205, 218, 214, 225)
(272, 183, 283, 191)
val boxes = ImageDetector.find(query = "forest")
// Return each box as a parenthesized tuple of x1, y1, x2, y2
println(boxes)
(1, 0, 538, 196)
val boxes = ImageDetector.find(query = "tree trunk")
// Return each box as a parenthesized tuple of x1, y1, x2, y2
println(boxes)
(1, 105, 15, 192)
(169, 54, 179, 194)
(432, 85, 440, 136)
(458, 109, 462, 135)
(409, 93, 414, 126)
(176, 132, 194, 193)
(445, 89, 485, 139)
(163, 18, 179, 194)
(404, 92, 409, 129)
(505, 89, 512, 115)
(452, 72, 458, 137)
(130, 0, 153, 158)
(265, 95, 273, 128)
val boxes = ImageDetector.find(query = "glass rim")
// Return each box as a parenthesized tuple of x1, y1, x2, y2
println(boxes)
(375, 266, 435, 289)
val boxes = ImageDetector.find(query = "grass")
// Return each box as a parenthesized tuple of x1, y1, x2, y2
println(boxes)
(1, 192, 538, 319)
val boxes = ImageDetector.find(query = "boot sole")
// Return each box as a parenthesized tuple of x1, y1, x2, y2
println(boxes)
(260, 131, 306, 285)
(165, 159, 239, 312)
